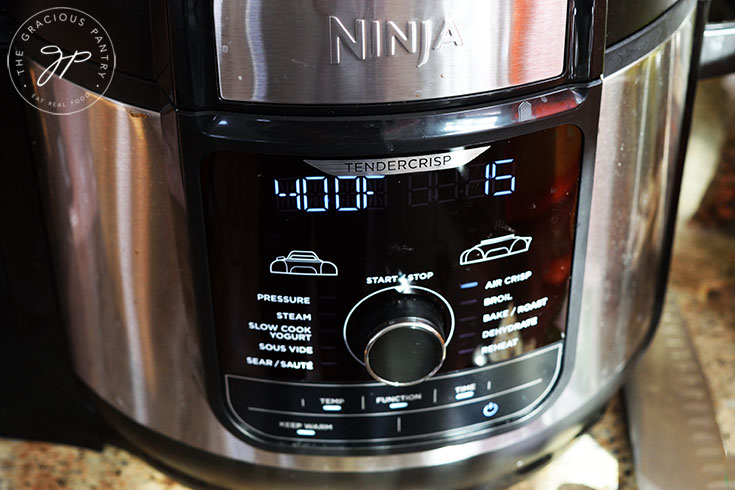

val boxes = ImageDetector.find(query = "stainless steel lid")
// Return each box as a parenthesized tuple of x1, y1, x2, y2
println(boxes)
(213, 0, 569, 104)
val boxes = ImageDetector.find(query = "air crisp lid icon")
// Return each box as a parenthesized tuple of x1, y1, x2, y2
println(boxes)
(459, 234, 532, 266)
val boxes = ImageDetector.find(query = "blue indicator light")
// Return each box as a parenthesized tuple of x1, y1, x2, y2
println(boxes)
(389, 402, 408, 410)
(460, 281, 479, 289)
(322, 404, 343, 412)
(455, 391, 475, 401)
(482, 402, 499, 418)
(296, 429, 316, 436)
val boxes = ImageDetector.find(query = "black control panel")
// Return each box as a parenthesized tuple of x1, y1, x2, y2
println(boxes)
(201, 125, 583, 449)
(226, 343, 561, 445)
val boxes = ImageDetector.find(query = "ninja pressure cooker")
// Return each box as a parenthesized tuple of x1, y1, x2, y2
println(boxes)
(3, 0, 734, 488)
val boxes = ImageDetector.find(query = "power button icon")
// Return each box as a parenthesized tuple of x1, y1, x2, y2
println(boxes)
(482, 401, 499, 418)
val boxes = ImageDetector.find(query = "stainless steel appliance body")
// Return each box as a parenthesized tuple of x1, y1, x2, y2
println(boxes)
(8, 0, 724, 487)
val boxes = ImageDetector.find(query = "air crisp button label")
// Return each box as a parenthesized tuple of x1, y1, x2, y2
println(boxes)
(485, 271, 533, 289)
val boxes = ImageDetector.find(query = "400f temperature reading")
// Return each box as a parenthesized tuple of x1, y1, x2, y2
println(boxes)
(273, 159, 516, 212)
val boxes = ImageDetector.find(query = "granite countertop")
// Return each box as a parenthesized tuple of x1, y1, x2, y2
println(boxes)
(1, 83, 733, 490)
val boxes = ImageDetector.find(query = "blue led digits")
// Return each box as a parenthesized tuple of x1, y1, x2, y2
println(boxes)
(335, 176, 360, 211)
(302, 176, 329, 212)
(274, 157, 515, 212)
(485, 159, 516, 196)
(295, 179, 302, 210)
(275, 176, 384, 212)
(363, 176, 381, 207)
(274, 178, 301, 211)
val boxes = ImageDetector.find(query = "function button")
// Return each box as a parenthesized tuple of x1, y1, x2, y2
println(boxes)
(364, 383, 438, 412)
(370, 392, 424, 411)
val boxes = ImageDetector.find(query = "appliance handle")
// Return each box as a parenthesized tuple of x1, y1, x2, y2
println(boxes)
(699, 21, 735, 78)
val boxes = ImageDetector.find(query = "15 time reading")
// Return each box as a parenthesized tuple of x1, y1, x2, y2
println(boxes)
(274, 158, 516, 213)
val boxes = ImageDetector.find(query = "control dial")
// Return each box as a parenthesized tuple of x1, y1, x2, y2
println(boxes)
(344, 286, 455, 386)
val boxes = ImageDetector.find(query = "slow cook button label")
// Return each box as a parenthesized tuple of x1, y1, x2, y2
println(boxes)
(248, 322, 313, 342)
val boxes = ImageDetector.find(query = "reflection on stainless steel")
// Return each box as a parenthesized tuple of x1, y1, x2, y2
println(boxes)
(213, 0, 568, 104)
(30, 5, 694, 480)
(28, 65, 217, 447)
(699, 22, 735, 78)
(625, 297, 735, 489)
(579, 11, 693, 389)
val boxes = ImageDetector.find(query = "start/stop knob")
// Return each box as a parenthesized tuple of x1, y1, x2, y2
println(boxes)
(364, 315, 446, 386)
(344, 286, 455, 386)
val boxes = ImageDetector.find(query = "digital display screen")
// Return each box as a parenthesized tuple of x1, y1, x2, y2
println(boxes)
(201, 125, 583, 384)
(272, 156, 517, 213)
